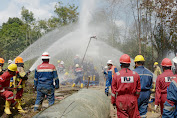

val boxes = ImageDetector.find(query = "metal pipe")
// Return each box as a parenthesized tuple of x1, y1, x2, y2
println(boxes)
(33, 89, 110, 118)
(81, 36, 97, 64)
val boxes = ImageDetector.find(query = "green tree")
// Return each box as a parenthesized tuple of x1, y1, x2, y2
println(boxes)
(21, 6, 36, 46)
(0, 17, 26, 59)
(21, 6, 35, 24)
(54, 2, 79, 25)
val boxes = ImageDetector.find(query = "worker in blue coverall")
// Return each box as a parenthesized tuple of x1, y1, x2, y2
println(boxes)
(104, 60, 118, 96)
(134, 55, 153, 118)
(72, 64, 84, 88)
(34, 52, 59, 111)
(162, 56, 177, 118)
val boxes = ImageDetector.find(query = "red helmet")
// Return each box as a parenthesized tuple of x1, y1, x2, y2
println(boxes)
(161, 58, 172, 67)
(120, 54, 131, 64)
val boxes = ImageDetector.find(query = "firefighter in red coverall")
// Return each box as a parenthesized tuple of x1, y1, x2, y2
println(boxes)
(0, 64, 26, 115)
(155, 58, 175, 114)
(111, 54, 141, 118)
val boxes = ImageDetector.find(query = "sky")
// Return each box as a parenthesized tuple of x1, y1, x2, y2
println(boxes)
(0, 0, 79, 25)
(0, 0, 134, 38)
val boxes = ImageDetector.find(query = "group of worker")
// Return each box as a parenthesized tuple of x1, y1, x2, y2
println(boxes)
(72, 55, 100, 88)
(106, 54, 177, 118)
(0, 56, 29, 115)
(0, 52, 59, 115)
(1, 51, 177, 117)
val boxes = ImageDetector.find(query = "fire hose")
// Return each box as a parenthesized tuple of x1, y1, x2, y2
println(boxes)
(7, 79, 23, 90)
(7, 70, 30, 90)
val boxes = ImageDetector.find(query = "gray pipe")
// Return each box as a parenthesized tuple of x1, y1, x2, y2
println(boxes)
(33, 89, 110, 118)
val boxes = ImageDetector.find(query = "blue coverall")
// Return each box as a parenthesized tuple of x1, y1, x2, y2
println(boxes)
(104, 66, 118, 94)
(134, 66, 153, 118)
(162, 77, 177, 118)
(34, 62, 59, 111)
(74, 67, 83, 84)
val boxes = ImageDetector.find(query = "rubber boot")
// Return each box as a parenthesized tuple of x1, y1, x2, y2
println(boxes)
(81, 83, 83, 88)
(4, 101, 12, 115)
(15, 103, 27, 113)
(72, 83, 75, 87)
(16, 99, 22, 105)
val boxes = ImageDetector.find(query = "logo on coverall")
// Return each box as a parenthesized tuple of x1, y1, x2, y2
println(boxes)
(165, 77, 176, 82)
(121, 76, 134, 83)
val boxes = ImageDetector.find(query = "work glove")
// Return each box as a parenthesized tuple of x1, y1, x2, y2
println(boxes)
(154, 105, 158, 112)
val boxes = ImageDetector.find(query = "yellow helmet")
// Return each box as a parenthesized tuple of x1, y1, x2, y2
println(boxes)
(94, 67, 97, 70)
(64, 72, 69, 75)
(134, 55, 145, 62)
(154, 62, 158, 65)
(8, 64, 17, 71)
(57, 60, 60, 63)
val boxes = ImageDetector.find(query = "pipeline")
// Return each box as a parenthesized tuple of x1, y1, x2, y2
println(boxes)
(33, 89, 110, 118)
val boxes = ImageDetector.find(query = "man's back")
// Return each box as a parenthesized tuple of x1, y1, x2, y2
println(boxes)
(112, 68, 141, 96)
(35, 62, 57, 88)
(134, 66, 153, 90)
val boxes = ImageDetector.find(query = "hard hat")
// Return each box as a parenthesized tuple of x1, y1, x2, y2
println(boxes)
(64, 72, 69, 75)
(75, 64, 79, 68)
(8, 64, 17, 71)
(8, 60, 12, 64)
(76, 54, 79, 57)
(104, 66, 108, 69)
(60, 61, 64, 64)
(161, 58, 172, 67)
(41, 52, 50, 59)
(57, 60, 61, 63)
(107, 60, 113, 65)
(134, 55, 145, 62)
(15, 57, 24, 63)
(0, 58, 4, 64)
(172, 57, 177, 64)
(120, 54, 131, 63)
(154, 62, 158, 65)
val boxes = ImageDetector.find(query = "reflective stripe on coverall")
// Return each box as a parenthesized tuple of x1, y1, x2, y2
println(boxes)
(134, 66, 153, 117)
(0, 72, 17, 106)
(74, 67, 83, 84)
(34, 62, 59, 111)
(162, 76, 177, 118)
(111, 68, 141, 118)
(155, 69, 175, 114)
(105, 66, 118, 93)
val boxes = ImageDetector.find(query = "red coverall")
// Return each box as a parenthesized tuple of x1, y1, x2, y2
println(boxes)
(111, 68, 141, 118)
(0, 71, 17, 106)
(155, 69, 175, 114)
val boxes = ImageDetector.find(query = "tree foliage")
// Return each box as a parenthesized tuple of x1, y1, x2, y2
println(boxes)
(0, 2, 78, 61)
(54, 2, 79, 25)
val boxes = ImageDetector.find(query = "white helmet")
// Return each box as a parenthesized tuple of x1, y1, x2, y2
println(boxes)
(107, 60, 113, 65)
(75, 54, 79, 58)
(173, 56, 177, 64)
(8, 60, 12, 64)
(75, 64, 79, 68)
(104, 66, 108, 69)
(60, 61, 64, 65)
(41, 52, 50, 59)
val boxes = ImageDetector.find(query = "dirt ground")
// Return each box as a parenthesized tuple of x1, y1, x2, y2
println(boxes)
(0, 83, 161, 118)
(89, 85, 161, 118)
(0, 83, 79, 118)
